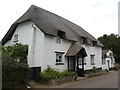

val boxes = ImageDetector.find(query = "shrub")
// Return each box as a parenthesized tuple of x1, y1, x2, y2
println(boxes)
(2, 63, 29, 88)
(40, 66, 61, 83)
(85, 67, 103, 75)
(3, 43, 28, 64)
(91, 66, 98, 73)
(2, 44, 29, 89)
(40, 66, 77, 83)
(61, 70, 77, 76)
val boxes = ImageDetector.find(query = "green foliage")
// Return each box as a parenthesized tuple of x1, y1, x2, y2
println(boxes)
(2, 43, 29, 89)
(91, 66, 98, 73)
(40, 66, 77, 83)
(98, 34, 120, 63)
(61, 70, 77, 76)
(3, 43, 28, 64)
(85, 67, 107, 78)
(85, 67, 102, 74)
(40, 66, 61, 82)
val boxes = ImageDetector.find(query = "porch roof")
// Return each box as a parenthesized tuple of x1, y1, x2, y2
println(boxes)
(66, 42, 87, 57)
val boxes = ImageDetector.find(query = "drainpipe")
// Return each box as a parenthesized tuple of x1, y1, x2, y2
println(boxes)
(31, 24, 36, 67)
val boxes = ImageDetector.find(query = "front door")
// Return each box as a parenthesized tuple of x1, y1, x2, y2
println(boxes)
(68, 57, 75, 71)
(77, 57, 85, 77)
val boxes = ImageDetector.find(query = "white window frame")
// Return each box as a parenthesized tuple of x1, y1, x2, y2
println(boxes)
(55, 51, 64, 65)
(14, 34, 18, 42)
(90, 55, 95, 65)
(78, 58, 87, 65)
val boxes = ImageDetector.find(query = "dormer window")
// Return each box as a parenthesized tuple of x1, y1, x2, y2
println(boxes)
(92, 41, 97, 47)
(81, 37, 87, 44)
(55, 30, 66, 44)
(58, 30, 66, 39)
(14, 34, 18, 42)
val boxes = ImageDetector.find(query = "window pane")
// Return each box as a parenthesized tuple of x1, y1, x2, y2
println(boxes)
(14, 34, 18, 42)
(91, 55, 95, 65)
(56, 53, 63, 63)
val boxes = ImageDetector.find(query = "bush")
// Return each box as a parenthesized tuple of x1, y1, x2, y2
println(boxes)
(61, 70, 77, 76)
(2, 63, 29, 89)
(91, 66, 98, 73)
(40, 66, 77, 83)
(2, 44, 29, 89)
(3, 43, 28, 64)
(40, 66, 61, 83)
(85, 67, 103, 75)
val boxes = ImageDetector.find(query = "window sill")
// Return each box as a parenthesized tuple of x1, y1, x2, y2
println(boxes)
(55, 63, 64, 65)
(79, 63, 87, 65)
(13, 40, 18, 42)
(91, 63, 95, 65)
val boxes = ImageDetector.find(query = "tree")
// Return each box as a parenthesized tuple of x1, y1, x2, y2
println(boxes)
(98, 34, 120, 63)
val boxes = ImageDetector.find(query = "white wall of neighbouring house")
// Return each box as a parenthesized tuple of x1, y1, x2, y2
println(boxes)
(82, 44, 102, 70)
(102, 51, 115, 70)
(102, 58, 111, 70)
(43, 35, 72, 72)
(4, 21, 45, 68)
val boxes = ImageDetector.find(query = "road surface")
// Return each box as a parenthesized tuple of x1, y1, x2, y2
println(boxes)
(51, 71, 118, 88)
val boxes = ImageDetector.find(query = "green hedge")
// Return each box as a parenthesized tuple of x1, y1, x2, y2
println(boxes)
(2, 63, 29, 88)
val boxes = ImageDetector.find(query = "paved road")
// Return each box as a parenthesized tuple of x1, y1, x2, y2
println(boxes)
(51, 71, 118, 88)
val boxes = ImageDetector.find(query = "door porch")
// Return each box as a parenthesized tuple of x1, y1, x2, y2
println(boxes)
(66, 42, 87, 76)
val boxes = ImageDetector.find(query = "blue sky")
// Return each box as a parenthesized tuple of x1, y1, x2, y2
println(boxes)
(0, 0, 119, 40)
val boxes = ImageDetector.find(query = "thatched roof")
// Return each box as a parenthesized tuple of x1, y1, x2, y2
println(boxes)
(2, 5, 103, 47)
(66, 42, 87, 57)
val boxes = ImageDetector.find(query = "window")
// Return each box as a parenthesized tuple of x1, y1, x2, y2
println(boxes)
(55, 30, 66, 44)
(81, 37, 87, 44)
(58, 30, 66, 39)
(92, 41, 97, 47)
(90, 55, 95, 65)
(14, 34, 18, 42)
(78, 58, 82, 65)
(78, 58, 87, 65)
(55, 52, 64, 65)
(102, 57, 105, 64)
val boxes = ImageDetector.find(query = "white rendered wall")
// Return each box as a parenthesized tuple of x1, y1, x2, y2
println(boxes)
(4, 21, 45, 68)
(82, 44, 102, 70)
(102, 50, 115, 70)
(4, 22, 32, 46)
(4, 21, 105, 71)
(43, 35, 72, 72)
(102, 58, 111, 70)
